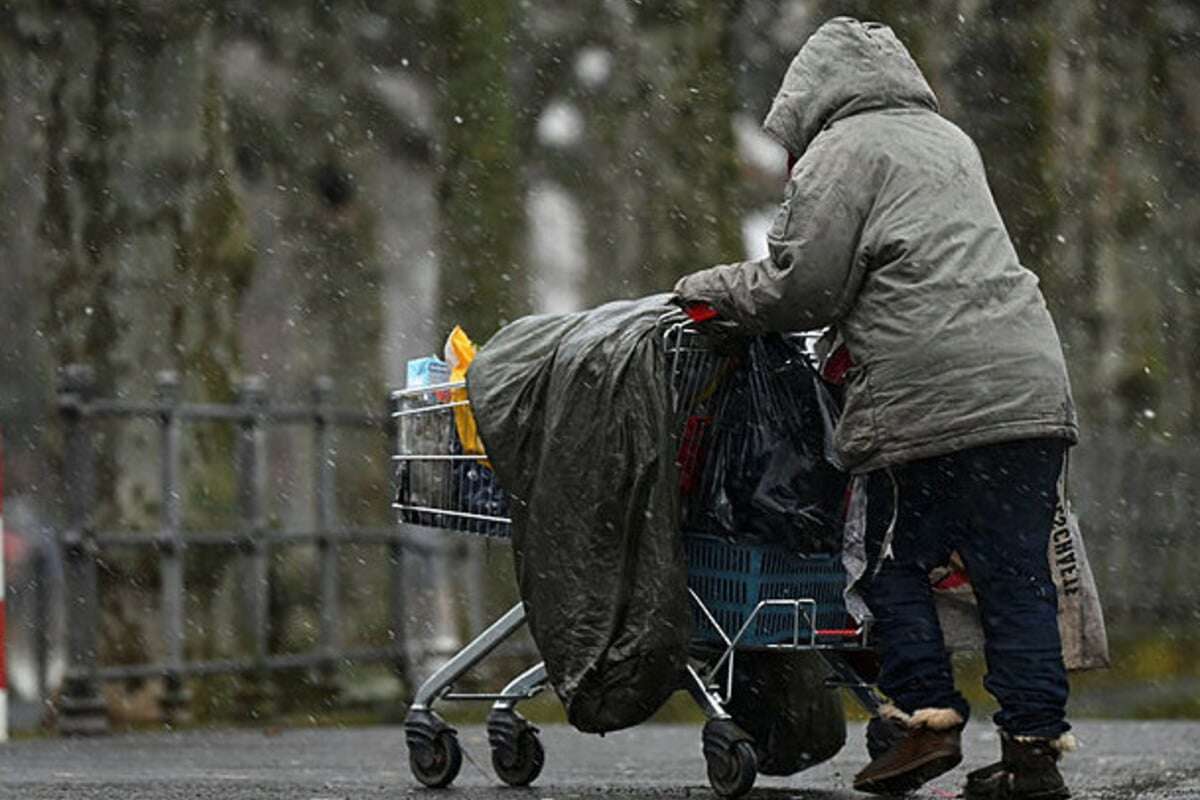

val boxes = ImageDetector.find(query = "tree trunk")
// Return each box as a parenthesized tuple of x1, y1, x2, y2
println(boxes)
(434, 0, 528, 340)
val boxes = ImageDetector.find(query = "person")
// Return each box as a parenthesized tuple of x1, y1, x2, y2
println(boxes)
(673, 16, 1078, 800)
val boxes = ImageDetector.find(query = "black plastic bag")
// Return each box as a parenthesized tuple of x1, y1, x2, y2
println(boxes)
(725, 650, 847, 775)
(448, 438, 510, 535)
(687, 334, 847, 553)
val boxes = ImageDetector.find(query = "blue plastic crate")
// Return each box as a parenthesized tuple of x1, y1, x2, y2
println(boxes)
(683, 532, 850, 647)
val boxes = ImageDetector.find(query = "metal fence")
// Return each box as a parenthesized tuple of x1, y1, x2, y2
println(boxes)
(47, 361, 1199, 734)
(53, 364, 443, 735)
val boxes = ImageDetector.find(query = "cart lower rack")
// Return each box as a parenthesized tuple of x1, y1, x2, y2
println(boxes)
(392, 319, 885, 798)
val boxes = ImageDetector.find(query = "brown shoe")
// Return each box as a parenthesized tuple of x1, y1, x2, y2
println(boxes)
(853, 706, 965, 795)
(963, 731, 1074, 799)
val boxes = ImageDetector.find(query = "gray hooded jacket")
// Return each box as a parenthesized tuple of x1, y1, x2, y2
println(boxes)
(674, 17, 1078, 473)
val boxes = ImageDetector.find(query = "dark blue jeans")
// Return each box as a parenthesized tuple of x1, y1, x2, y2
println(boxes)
(863, 438, 1070, 738)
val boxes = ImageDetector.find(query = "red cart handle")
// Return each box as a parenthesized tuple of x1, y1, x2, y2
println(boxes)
(683, 303, 719, 323)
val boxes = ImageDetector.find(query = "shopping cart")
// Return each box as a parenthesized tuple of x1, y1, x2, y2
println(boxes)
(392, 317, 886, 798)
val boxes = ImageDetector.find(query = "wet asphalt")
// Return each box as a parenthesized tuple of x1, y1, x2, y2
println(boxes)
(0, 720, 1197, 799)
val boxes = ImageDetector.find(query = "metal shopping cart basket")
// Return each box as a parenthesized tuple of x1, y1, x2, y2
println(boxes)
(392, 317, 886, 798)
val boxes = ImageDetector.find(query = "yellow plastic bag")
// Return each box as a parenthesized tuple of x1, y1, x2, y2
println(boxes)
(445, 326, 487, 458)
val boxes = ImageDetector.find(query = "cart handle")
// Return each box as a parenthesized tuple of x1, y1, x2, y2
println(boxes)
(683, 303, 719, 323)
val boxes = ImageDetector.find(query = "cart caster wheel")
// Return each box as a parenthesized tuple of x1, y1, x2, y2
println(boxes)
(866, 714, 907, 760)
(487, 709, 546, 787)
(702, 719, 757, 798)
(405, 709, 463, 788)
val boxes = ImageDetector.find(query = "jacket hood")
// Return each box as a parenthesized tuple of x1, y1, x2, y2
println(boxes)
(763, 17, 938, 155)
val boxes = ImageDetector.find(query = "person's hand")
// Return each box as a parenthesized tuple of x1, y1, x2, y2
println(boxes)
(666, 297, 748, 356)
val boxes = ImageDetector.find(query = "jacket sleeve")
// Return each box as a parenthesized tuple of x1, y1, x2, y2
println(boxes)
(673, 141, 870, 334)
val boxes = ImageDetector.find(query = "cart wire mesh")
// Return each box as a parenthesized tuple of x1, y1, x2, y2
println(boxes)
(392, 381, 512, 537)
(390, 317, 737, 538)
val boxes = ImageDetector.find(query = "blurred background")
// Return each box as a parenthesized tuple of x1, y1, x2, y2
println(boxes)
(0, 0, 1197, 732)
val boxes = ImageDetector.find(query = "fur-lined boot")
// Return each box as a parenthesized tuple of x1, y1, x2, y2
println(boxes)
(852, 705, 965, 795)
(963, 731, 1075, 799)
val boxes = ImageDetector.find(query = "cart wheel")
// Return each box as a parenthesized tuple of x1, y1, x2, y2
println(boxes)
(487, 710, 546, 787)
(409, 730, 462, 788)
(866, 714, 907, 761)
(405, 709, 463, 788)
(706, 740, 757, 798)
(702, 719, 757, 799)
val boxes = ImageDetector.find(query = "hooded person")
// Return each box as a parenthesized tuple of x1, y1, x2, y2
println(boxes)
(674, 17, 1079, 800)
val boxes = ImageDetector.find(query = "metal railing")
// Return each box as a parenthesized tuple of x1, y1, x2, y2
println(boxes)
(47, 358, 1200, 735)
(53, 364, 443, 734)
